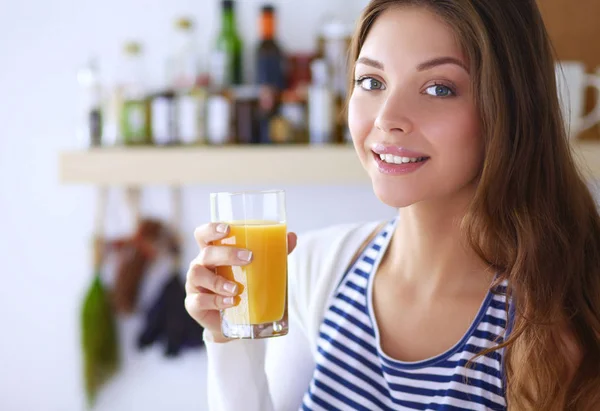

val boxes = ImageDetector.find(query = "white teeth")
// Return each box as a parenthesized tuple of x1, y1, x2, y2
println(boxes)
(378, 153, 424, 164)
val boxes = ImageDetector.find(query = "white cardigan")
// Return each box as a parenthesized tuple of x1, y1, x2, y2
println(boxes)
(205, 220, 383, 411)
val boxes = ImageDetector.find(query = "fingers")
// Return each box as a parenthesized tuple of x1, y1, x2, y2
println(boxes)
(185, 291, 237, 311)
(196, 244, 253, 270)
(184, 296, 227, 336)
(194, 222, 230, 248)
(287, 232, 297, 254)
(186, 261, 240, 296)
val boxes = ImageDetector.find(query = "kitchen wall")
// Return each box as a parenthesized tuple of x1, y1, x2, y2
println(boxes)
(0, 0, 394, 410)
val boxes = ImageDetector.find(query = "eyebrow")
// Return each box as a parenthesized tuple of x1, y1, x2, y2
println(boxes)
(356, 56, 469, 73)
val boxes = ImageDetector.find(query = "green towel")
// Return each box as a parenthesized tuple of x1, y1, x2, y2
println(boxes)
(81, 273, 120, 407)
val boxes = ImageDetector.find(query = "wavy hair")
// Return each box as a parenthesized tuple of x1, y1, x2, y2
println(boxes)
(348, 0, 600, 409)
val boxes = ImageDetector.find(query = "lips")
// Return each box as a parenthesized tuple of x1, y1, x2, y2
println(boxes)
(371, 143, 429, 159)
(370, 143, 430, 175)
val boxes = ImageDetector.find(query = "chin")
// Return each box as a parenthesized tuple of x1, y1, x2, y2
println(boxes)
(370, 179, 423, 209)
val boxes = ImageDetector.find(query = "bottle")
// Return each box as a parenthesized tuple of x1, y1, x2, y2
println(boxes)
(256, 4, 286, 144)
(318, 18, 352, 143)
(169, 17, 208, 145)
(171, 17, 199, 89)
(151, 62, 178, 146)
(307, 59, 335, 145)
(177, 80, 208, 145)
(76, 58, 103, 148)
(119, 42, 152, 145)
(210, 0, 243, 88)
(319, 19, 352, 100)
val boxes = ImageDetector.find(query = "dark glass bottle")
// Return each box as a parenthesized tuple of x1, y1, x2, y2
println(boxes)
(256, 4, 286, 143)
(211, 0, 243, 87)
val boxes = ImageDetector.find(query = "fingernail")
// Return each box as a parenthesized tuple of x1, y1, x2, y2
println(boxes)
(222, 296, 234, 306)
(237, 250, 252, 262)
(223, 282, 238, 295)
(216, 224, 228, 233)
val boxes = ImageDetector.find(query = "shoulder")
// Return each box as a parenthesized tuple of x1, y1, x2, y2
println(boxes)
(288, 219, 387, 348)
(293, 220, 383, 258)
(290, 219, 385, 289)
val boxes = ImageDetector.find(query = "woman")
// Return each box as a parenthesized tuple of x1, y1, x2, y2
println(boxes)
(185, 0, 600, 409)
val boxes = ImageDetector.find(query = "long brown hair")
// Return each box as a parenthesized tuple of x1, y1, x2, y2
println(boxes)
(349, 0, 600, 409)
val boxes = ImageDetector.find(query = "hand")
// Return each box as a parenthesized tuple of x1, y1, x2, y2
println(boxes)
(185, 222, 297, 343)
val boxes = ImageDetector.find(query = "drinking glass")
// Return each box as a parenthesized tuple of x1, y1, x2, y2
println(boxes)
(210, 189, 288, 339)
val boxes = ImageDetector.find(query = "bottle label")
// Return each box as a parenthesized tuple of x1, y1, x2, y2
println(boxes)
(151, 97, 177, 145)
(206, 95, 231, 144)
(178, 94, 207, 144)
(210, 51, 229, 88)
(122, 100, 149, 144)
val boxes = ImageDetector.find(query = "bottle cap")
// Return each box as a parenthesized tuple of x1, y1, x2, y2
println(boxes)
(175, 17, 194, 30)
(261, 4, 275, 13)
(223, 0, 234, 9)
(124, 42, 142, 55)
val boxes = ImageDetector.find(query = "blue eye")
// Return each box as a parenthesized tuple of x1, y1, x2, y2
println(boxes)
(425, 84, 454, 97)
(355, 77, 385, 91)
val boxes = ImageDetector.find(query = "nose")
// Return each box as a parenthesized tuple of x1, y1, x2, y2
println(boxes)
(374, 93, 414, 135)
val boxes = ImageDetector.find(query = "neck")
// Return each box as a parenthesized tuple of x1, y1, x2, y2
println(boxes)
(386, 183, 492, 295)
(222, 11, 236, 33)
(261, 13, 275, 40)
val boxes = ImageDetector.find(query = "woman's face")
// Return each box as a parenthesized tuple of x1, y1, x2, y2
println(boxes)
(349, 6, 483, 209)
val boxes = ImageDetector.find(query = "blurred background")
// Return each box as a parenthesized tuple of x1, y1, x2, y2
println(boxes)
(0, 0, 598, 410)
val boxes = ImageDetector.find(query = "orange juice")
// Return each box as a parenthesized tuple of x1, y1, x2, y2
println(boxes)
(215, 220, 287, 325)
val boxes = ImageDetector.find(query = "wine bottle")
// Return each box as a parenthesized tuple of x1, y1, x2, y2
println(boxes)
(119, 42, 152, 145)
(256, 4, 286, 143)
(210, 0, 243, 88)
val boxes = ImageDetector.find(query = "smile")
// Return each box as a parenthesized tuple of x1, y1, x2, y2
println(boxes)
(372, 151, 430, 175)
(377, 153, 428, 164)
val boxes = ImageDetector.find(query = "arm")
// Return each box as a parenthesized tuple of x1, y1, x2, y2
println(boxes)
(205, 235, 315, 411)
(204, 220, 383, 410)
(205, 316, 314, 411)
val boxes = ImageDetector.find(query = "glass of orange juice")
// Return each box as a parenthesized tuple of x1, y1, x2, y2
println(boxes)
(210, 189, 288, 339)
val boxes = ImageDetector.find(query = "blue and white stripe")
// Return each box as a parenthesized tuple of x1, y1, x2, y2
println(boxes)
(302, 219, 508, 410)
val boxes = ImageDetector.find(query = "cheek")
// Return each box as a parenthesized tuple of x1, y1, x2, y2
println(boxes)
(348, 93, 378, 148)
(419, 103, 482, 163)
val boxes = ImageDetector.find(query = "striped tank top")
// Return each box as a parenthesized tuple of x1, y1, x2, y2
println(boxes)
(301, 218, 509, 411)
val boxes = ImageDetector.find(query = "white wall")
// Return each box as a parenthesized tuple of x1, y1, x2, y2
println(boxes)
(0, 0, 390, 410)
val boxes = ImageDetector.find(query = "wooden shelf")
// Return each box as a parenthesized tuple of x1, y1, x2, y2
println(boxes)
(58, 142, 600, 186)
(58, 145, 369, 186)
